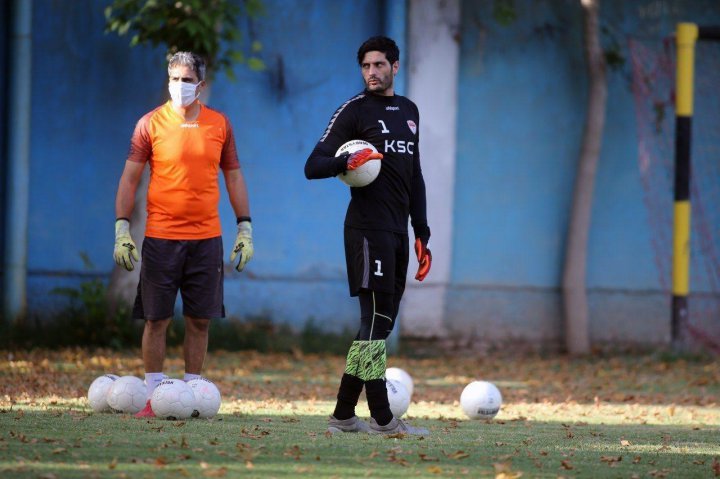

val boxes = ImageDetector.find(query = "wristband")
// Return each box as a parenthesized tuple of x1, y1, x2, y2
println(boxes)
(236, 216, 252, 224)
(412, 223, 431, 243)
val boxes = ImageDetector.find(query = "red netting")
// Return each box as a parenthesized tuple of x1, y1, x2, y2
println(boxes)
(629, 35, 720, 352)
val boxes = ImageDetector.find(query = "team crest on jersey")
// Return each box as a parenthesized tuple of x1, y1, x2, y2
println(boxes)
(407, 120, 417, 135)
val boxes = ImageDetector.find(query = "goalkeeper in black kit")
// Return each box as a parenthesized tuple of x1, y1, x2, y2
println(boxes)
(305, 36, 432, 435)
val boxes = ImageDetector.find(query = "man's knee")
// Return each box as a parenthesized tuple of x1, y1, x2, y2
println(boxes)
(145, 318, 171, 334)
(185, 317, 210, 334)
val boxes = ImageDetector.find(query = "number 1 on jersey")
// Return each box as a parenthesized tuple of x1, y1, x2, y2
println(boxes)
(378, 120, 390, 134)
(374, 260, 384, 276)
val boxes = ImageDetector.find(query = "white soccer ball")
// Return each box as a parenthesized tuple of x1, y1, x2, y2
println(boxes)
(106, 375, 146, 414)
(335, 139, 381, 187)
(151, 379, 196, 420)
(87, 374, 119, 412)
(187, 378, 222, 419)
(386, 367, 414, 397)
(386, 379, 410, 418)
(460, 381, 502, 419)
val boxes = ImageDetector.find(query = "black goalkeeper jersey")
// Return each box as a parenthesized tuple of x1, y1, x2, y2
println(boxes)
(305, 91, 428, 236)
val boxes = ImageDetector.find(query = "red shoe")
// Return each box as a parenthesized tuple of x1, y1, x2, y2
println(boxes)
(134, 400, 155, 418)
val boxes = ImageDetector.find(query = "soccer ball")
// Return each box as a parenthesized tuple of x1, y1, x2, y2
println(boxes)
(87, 374, 119, 412)
(187, 378, 222, 418)
(106, 375, 146, 414)
(386, 367, 414, 397)
(386, 379, 410, 418)
(335, 139, 381, 187)
(151, 379, 196, 420)
(460, 381, 502, 419)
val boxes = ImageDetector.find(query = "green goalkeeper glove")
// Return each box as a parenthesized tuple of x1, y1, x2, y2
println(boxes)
(230, 220, 254, 272)
(113, 218, 139, 271)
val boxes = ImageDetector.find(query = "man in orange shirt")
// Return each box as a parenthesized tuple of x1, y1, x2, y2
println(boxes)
(113, 51, 253, 418)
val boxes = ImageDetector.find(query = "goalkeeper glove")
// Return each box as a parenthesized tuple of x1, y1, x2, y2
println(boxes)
(113, 218, 139, 271)
(414, 238, 432, 281)
(230, 220, 254, 272)
(346, 148, 383, 170)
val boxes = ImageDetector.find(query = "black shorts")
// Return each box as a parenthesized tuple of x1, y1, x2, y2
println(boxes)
(344, 226, 408, 297)
(132, 236, 225, 320)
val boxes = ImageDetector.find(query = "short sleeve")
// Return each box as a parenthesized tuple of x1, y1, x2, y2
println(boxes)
(220, 114, 240, 170)
(127, 112, 153, 163)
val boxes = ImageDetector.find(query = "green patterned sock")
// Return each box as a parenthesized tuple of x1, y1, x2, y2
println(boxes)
(344, 340, 386, 381)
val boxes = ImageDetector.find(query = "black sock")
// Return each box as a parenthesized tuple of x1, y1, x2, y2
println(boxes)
(365, 379, 393, 426)
(332, 373, 364, 420)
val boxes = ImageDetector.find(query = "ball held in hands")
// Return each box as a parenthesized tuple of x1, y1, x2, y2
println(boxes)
(347, 148, 383, 171)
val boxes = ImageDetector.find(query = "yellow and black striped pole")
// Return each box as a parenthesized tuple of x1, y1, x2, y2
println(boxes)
(671, 22, 696, 347)
(671, 24, 720, 347)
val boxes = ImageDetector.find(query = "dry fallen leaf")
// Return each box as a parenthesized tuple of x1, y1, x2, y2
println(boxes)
(203, 466, 228, 477)
(444, 450, 470, 460)
(493, 461, 523, 479)
(495, 473, 523, 479)
(419, 453, 439, 462)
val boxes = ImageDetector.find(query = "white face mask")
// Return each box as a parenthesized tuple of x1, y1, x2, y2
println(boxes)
(168, 81, 200, 107)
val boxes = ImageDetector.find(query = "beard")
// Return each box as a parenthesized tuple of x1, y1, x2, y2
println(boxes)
(365, 74, 393, 93)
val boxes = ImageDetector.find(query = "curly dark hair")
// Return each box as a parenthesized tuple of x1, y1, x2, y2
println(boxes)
(357, 36, 399, 65)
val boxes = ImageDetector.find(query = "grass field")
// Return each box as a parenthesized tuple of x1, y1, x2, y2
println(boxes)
(1, 349, 719, 478)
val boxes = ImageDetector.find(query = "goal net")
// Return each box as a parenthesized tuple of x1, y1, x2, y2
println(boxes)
(629, 34, 720, 352)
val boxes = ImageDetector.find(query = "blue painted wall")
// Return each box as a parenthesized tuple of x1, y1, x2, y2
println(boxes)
(22, 0, 385, 331)
(450, 0, 720, 345)
(7, 0, 720, 345)
(0, 1, 9, 293)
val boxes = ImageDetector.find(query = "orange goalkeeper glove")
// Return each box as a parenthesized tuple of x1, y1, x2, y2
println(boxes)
(414, 238, 432, 281)
(346, 148, 383, 170)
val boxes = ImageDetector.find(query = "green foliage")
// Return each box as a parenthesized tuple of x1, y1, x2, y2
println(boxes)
(1, 253, 354, 352)
(181, 316, 354, 354)
(47, 279, 139, 349)
(300, 318, 355, 355)
(492, 0, 517, 26)
(601, 24, 626, 71)
(104, 0, 265, 79)
(2, 307, 354, 354)
(0, 253, 140, 350)
(490, 2, 627, 75)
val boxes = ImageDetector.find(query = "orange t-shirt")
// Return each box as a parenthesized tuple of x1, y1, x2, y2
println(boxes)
(127, 102, 240, 240)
